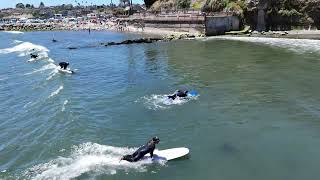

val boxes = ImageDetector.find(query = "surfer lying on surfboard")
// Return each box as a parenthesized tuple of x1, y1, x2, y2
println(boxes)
(120, 137, 160, 162)
(168, 90, 189, 100)
(30, 53, 39, 59)
(59, 62, 69, 70)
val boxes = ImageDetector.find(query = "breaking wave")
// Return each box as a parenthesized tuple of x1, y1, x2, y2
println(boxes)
(0, 42, 48, 55)
(206, 36, 320, 54)
(3, 31, 24, 34)
(23, 143, 165, 179)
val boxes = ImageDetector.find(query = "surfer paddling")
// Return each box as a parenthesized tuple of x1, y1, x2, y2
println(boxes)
(168, 90, 189, 100)
(120, 137, 160, 162)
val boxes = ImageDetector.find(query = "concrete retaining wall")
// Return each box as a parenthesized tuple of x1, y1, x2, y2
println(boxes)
(205, 16, 240, 36)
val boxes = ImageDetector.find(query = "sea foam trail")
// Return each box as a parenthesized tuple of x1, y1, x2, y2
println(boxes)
(0, 42, 49, 56)
(24, 63, 57, 75)
(61, 100, 69, 111)
(138, 94, 199, 110)
(207, 37, 320, 54)
(49, 85, 64, 98)
(23, 143, 165, 179)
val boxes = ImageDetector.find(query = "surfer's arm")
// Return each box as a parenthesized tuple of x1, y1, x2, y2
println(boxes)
(150, 151, 153, 158)
(150, 147, 155, 158)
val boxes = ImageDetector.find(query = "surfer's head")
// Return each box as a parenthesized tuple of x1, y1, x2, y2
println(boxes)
(152, 136, 160, 144)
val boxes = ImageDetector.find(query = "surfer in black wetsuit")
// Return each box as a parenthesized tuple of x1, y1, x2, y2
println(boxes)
(30, 53, 38, 59)
(168, 90, 189, 100)
(59, 62, 69, 70)
(120, 137, 160, 162)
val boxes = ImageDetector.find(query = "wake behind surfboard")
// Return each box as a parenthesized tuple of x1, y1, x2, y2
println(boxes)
(58, 68, 74, 74)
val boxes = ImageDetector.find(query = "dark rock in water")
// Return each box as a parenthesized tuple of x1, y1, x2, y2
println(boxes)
(145, 38, 152, 43)
(68, 47, 77, 50)
(121, 40, 134, 44)
(101, 36, 169, 48)
(150, 38, 162, 41)
(133, 38, 144, 43)
(107, 42, 116, 45)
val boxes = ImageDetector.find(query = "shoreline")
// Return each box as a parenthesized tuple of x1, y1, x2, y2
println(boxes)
(1, 23, 320, 40)
(224, 30, 320, 40)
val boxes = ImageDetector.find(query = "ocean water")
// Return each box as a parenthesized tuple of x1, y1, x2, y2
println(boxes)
(1, 31, 320, 180)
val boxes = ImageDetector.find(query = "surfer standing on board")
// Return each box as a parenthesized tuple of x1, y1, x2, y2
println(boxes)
(120, 137, 160, 162)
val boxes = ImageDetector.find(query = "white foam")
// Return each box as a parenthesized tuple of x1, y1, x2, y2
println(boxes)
(3, 31, 24, 34)
(0, 42, 49, 56)
(13, 40, 23, 44)
(24, 63, 57, 75)
(61, 100, 69, 111)
(49, 85, 63, 98)
(139, 94, 199, 110)
(24, 143, 165, 179)
(23, 101, 33, 109)
(46, 67, 59, 80)
(206, 36, 320, 54)
(47, 69, 59, 81)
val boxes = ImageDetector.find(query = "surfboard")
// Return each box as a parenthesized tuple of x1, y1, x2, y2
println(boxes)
(144, 147, 189, 161)
(58, 68, 74, 74)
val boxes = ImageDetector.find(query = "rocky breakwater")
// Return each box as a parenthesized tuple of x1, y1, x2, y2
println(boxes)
(0, 23, 60, 31)
(68, 33, 203, 50)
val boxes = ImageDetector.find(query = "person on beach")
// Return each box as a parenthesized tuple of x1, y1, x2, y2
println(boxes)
(168, 90, 189, 100)
(120, 137, 160, 162)
(59, 62, 69, 69)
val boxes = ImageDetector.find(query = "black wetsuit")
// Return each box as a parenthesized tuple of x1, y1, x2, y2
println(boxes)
(168, 90, 188, 100)
(122, 142, 156, 162)
(30, 53, 38, 59)
(59, 62, 69, 70)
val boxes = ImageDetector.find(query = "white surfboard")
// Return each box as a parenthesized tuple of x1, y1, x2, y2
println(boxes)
(58, 68, 74, 74)
(144, 147, 189, 161)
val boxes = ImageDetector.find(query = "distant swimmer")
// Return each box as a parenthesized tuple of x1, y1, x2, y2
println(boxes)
(59, 62, 69, 70)
(30, 53, 38, 59)
(168, 90, 189, 100)
(120, 137, 160, 162)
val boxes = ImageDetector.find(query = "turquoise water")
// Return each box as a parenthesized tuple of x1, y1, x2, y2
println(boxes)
(1, 31, 320, 180)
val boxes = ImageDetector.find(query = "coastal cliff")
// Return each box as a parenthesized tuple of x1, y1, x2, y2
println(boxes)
(146, 0, 320, 31)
